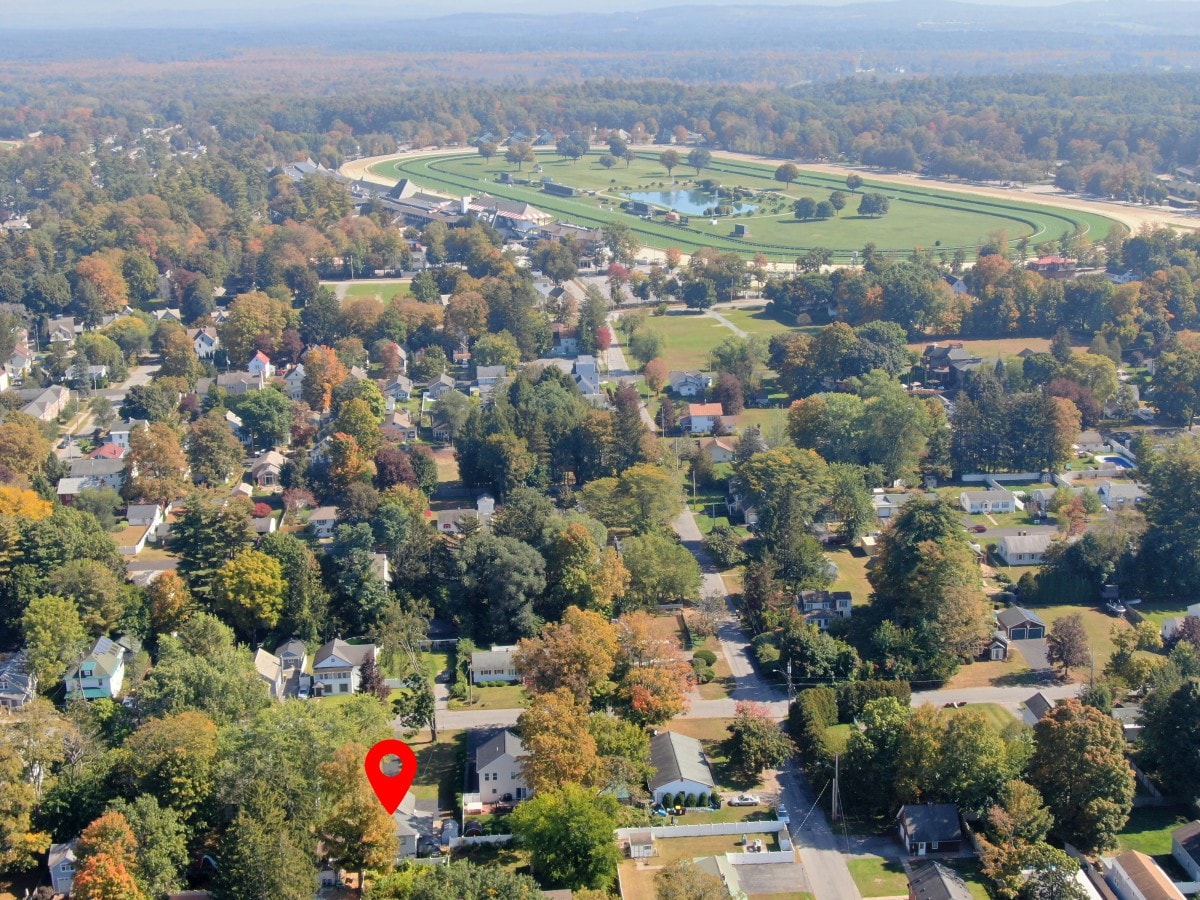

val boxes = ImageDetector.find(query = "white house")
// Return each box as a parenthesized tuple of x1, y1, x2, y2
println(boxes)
(475, 365, 507, 386)
(873, 492, 917, 519)
(109, 418, 149, 450)
(435, 495, 496, 534)
(0, 650, 37, 709)
(959, 489, 1015, 515)
(1098, 481, 1148, 508)
(309, 506, 338, 539)
(189, 326, 220, 359)
(1171, 821, 1200, 883)
(47, 841, 78, 896)
(254, 648, 284, 699)
(996, 532, 1055, 566)
(275, 638, 308, 676)
(247, 350, 276, 378)
(699, 437, 736, 464)
(648, 731, 715, 807)
(476, 729, 531, 803)
(283, 364, 306, 401)
(798, 590, 853, 631)
(685, 402, 724, 435)
(669, 371, 712, 397)
(64, 635, 129, 699)
(471, 646, 520, 684)
(6, 345, 32, 379)
(312, 639, 377, 696)
(1105, 850, 1185, 900)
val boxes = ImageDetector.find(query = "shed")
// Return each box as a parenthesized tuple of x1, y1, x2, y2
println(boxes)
(996, 606, 1045, 640)
(1022, 691, 1055, 726)
(628, 829, 656, 859)
(897, 804, 963, 856)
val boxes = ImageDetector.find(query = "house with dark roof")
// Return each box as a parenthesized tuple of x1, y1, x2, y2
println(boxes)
(424, 373, 456, 400)
(898, 804, 964, 856)
(908, 861, 973, 900)
(275, 638, 308, 676)
(0, 650, 37, 709)
(997, 606, 1046, 640)
(984, 631, 1010, 662)
(648, 731, 715, 806)
(312, 639, 376, 696)
(1022, 691, 1055, 725)
(476, 729, 531, 802)
(1171, 820, 1200, 882)
(921, 343, 983, 388)
(798, 590, 852, 631)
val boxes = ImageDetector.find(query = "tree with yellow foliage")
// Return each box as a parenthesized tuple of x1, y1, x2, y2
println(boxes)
(0, 485, 51, 520)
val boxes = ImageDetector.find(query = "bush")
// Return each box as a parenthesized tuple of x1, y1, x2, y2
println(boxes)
(709, 791, 721, 808)
(697, 792, 709, 808)
(695, 666, 716, 684)
(685, 793, 698, 807)
(674, 791, 686, 808)
(835, 680, 912, 722)
(693, 649, 717, 666)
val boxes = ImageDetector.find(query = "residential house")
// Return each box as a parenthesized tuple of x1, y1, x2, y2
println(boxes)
(550, 323, 579, 356)
(1028, 256, 1078, 279)
(47, 841, 78, 896)
(6, 345, 32, 379)
(114, 522, 153, 556)
(189, 327, 220, 359)
(908, 861, 973, 900)
(1022, 691, 1055, 726)
(1099, 481, 1148, 508)
(476, 729, 531, 802)
(109, 418, 149, 450)
(67, 457, 128, 491)
(798, 590, 853, 631)
(126, 503, 165, 532)
(573, 355, 602, 396)
(47, 315, 78, 346)
(89, 442, 127, 461)
(282, 364, 306, 401)
(153, 308, 183, 323)
(1076, 430, 1110, 454)
(1171, 821, 1200, 882)
(424, 373, 456, 401)
(685, 402, 725, 435)
(309, 506, 338, 539)
(997, 607, 1046, 640)
(648, 731, 715, 807)
(64, 635, 129, 699)
(921, 343, 983, 388)
(996, 532, 1055, 566)
(431, 416, 454, 443)
(897, 804, 963, 856)
(213, 371, 266, 396)
(381, 410, 418, 442)
(20, 384, 70, 422)
(1112, 706, 1144, 743)
(68, 363, 110, 386)
(224, 410, 251, 446)
(0, 650, 37, 709)
(475, 365, 507, 386)
(1105, 385, 1140, 419)
(471, 646, 520, 684)
(669, 371, 713, 397)
(251, 515, 277, 535)
(435, 495, 496, 534)
(252, 450, 286, 487)
(275, 639, 308, 675)
(1105, 850, 1184, 900)
(382, 375, 414, 402)
(393, 791, 435, 859)
(984, 632, 1010, 662)
(312, 639, 377, 696)
(699, 437, 736, 464)
(247, 350, 275, 379)
(959, 489, 1015, 515)
(873, 491, 917, 519)
(254, 647, 284, 699)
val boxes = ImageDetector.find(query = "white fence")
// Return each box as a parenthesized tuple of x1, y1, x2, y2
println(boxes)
(962, 472, 1043, 483)
(616, 821, 787, 840)
(449, 834, 513, 849)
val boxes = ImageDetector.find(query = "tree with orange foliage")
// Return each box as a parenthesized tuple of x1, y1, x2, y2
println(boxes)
(516, 688, 600, 793)
(316, 743, 397, 888)
(0, 485, 52, 520)
(71, 852, 146, 900)
(218, 291, 292, 366)
(515, 607, 619, 703)
(327, 432, 369, 490)
(147, 570, 193, 634)
(618, 664, 691, 726)
(0, 412, 51, 477)
(643, 358, 669, 393)
(75, 254, 129, 314)
(301, 345, 348, 411)
(77, 811, 138, 866)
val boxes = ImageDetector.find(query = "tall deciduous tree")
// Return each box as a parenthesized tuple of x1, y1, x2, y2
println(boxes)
(316, 743, 397, 887)
(517, 688, 600, 793)
(727, 701, 795, 779)
(1046, 614, 1091, 674)
(1027, 699, 1133, 852)
(655, 859, 728, 900)
(515, 607, 619, 703)
(509, 784, 621, 891)
(187, 412, 244, 485)
(21, 593, 87, 687)
(123, 422, 189, 505)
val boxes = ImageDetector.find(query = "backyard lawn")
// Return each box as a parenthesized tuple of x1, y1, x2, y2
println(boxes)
(847, 855, 909, 897)
(826, 547, 873, 603)
(1117, 806, 1194, 857)
(946, 702, 1019, 734)
(339, 280, 412, 301)
(718, 306, 805, 338)
(1034, 603, 1129, 676)
(408, 730, 463, 808)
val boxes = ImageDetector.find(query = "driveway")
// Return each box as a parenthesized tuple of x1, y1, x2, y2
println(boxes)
(1013, 638, 1052, 675)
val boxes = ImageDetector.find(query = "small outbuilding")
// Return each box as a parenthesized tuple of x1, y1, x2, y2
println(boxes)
(996, 606, 1046, 640)
(897, 804, 963, 856)
(628, 830, 657, 859)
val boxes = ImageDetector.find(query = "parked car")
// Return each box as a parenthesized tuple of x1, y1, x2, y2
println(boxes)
(970, 524, 987, 533)
(1106, 601, 1127, 616)
(296, 687, 309, 700)
(729, 794, 762, 807)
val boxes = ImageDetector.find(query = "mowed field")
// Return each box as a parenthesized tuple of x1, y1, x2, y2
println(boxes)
(373, 149, 1119, 262)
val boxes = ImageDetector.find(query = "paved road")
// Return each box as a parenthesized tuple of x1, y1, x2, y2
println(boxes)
(604, 306, 659, 432)
(780, 760, 864, 900)
(910, 681, 1080, 714)
(706, 308, 749, 338)
(97, 362, 160, 407)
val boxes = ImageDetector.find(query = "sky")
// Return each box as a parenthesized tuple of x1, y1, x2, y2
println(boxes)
(5, 0, 1188, 29)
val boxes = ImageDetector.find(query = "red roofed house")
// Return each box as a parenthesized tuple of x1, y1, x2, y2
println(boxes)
(90, 443, 128, 460)
(685, 403, 725, 435)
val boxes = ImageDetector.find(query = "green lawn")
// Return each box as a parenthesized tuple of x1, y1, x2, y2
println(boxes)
(643, 311, 732, 371)
(942, 859, 992, 900)
(408, 730, 463, 808)
(1134, 599, 1192, 627)
(719, 306, 803, 337)
(847, 855, 910, 897)
(337, 281, 412, 301)
(376, 149, 1119, 262)
(1117, 806, 1193, 857)
(946, 702, 1019, 734)
(824, 723, 855, 754)
(447, 683, 529, 711)
(827, 547, 873, 603)
(1029, 603, 1129, 673)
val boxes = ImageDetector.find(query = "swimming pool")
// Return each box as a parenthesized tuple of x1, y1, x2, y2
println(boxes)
(1097, 455, 1133, 469)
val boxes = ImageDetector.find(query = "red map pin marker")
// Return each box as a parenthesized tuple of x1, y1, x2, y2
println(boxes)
(364, 739, 419, 814)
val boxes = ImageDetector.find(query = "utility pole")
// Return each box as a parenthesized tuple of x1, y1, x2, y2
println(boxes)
(831, 754, 840, 821)
(785, 659, 794, 700)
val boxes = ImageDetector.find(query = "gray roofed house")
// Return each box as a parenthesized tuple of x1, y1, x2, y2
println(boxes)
(909, 862, 973, 900)
(475, 365, 507, 386)
(648, 731, 714, 804)
(996, 532, 1055, 566)
(996, 606, 1046, 640)
(47, 840, 78, 896)
(275, 638, 308, 674)
(0, 650, 37, 709)
(21, 384, 70, 422)
(1023, 691, 1055, 725)
(474, 728, 532, 803)
(424, 373, 456, 400)
(1099, 481, 1148, 507)
(1172, 820, 1200, 881)
(1112, 705, 1144, 743)
(382, 375, 414, 400)
(959, 489, 1016, 514)
(477, 728, 528, 772)
(309, 506, 338, 539)
(312, 638, 377, 696)
(471, 646, 520, 684)
(897, 803, 963, 855)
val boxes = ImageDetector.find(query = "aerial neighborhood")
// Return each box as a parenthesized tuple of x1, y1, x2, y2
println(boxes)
(4, 19, 1200, 900)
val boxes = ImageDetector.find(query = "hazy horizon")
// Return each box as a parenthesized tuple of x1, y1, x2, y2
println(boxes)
(7, 0, 1199, 29)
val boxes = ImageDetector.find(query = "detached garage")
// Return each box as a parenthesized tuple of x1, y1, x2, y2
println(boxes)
(997, 606, 1046, 640)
